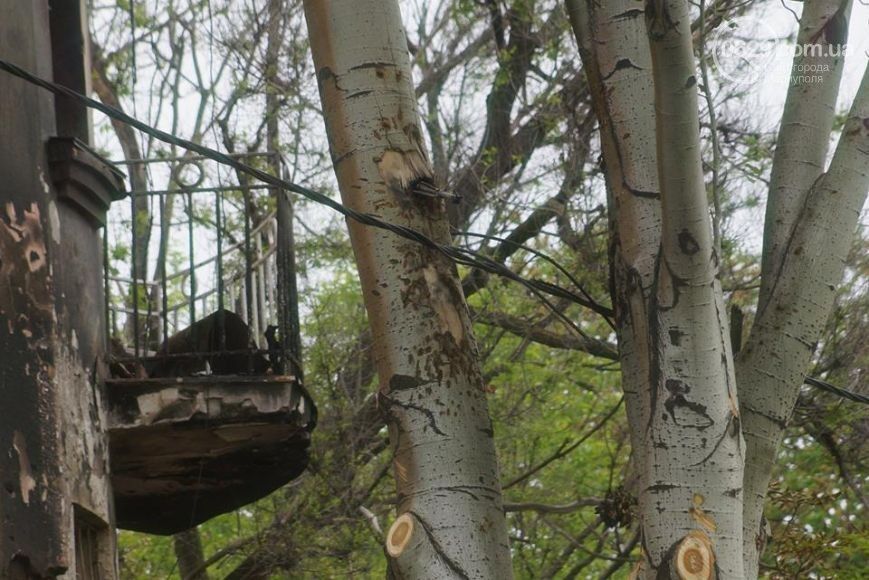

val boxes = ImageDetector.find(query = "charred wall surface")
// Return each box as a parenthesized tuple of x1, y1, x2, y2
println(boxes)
(0, 1, 116, 577)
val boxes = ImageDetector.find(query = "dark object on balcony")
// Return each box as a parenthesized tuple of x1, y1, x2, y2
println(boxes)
(102, 151, 313, 535)
(144, 309, 272, 378)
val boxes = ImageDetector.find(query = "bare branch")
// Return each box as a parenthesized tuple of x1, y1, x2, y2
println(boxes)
(472, 308, 618, 360)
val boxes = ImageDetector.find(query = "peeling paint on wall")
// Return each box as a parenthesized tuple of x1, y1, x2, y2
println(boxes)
(12, 431, 37, 505)
(0, 201, 53, 324)
(48, 199, 61, 244)
(38, 167, 51, 194)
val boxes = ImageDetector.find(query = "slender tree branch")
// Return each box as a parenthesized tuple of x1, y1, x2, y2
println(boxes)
(471, 308, 618, 360)
(504, 397, 624, 489)
(504, 498, 601, 514)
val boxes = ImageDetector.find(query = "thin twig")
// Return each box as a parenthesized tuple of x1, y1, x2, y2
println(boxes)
(699, 0, 724, 257)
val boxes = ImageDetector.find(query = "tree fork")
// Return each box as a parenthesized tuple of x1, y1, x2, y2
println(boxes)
(736, 61, 869, 577)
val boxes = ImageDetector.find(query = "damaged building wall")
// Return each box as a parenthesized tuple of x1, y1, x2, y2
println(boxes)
(0, 0, 116, 577)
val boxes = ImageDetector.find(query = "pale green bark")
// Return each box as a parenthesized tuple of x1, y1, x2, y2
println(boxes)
(759, 0, 851, 312)
(740, 2, 857, 575)
(570, 1, 743, 576)
(566, 0, 661, 498)
(737, 63, 869, 578)
(303, 1, 513, 578)
(643, 1, 744, 576)
(570, 0, 866, 577)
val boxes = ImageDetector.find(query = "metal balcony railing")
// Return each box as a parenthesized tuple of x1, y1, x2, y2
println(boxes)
(104, 151, 303, 380)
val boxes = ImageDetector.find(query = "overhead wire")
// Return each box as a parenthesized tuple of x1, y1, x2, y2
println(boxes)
(455, 229, 615, 326)
(0, 57, 612, 348)
(804, 376, 869, 405)
(3, 58, 867, 405)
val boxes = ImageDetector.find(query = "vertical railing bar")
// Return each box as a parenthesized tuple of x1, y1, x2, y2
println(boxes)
(160, 192, 169, 352)
(250, 274, 260, 349)
(154, 285, 162, 346)
(186, 190, 197, 350)
(215, 190, 226, 352)
(144, 280, 153, 350)
(265, 219, 277, 323)
(130, 189, 140, 358)
(256, 231, 267, 346)
(243, 170, 254, 373)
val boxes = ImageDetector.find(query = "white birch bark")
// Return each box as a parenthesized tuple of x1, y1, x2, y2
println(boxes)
(302, 1, 513, 578)
(759, 0, 851, 311)
(571, 0, 866, 576)
(737, 63, 869, 577)
(642, 1, 744, 576)
(571, 1, 744, 575)
(566, 0, 661, 497)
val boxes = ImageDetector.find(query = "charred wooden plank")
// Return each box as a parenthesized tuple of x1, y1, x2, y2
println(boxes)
(105, 375, 315, 535)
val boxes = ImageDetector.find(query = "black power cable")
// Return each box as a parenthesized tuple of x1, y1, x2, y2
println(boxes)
(804, 376, 869, 405)
(3, 58, 866, 405)
(0, 57, 613, 348)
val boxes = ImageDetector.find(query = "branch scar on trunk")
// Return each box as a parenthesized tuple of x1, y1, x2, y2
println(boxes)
(376, 149, 433, 197)
(422, 265, 464, 345)
(690, 493, 717, 533)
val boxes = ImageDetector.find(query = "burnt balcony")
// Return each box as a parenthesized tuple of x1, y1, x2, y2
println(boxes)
(103, 152, 313, 535)
(105, 373, 314, 535)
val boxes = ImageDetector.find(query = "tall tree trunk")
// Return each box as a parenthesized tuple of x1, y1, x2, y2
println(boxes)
(265, 0, 304, 378)
(173, 527, 209, 580)
(91, 46, 152, 342)
(737, 62, 868, 579)
(91, 47, 150, 282)
(642, 2, 744, 576)
(736, 1, 855, 575)
(566, 0, 662, 500)
(570, 0, 867, 576)
(303, 1, 513, 578)
(570, 0, 744, 576)
(758, 0, 851, 312)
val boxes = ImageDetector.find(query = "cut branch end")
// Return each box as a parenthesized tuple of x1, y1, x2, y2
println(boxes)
(386, 513, 414, 558)
(674, 530, 715, 579)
